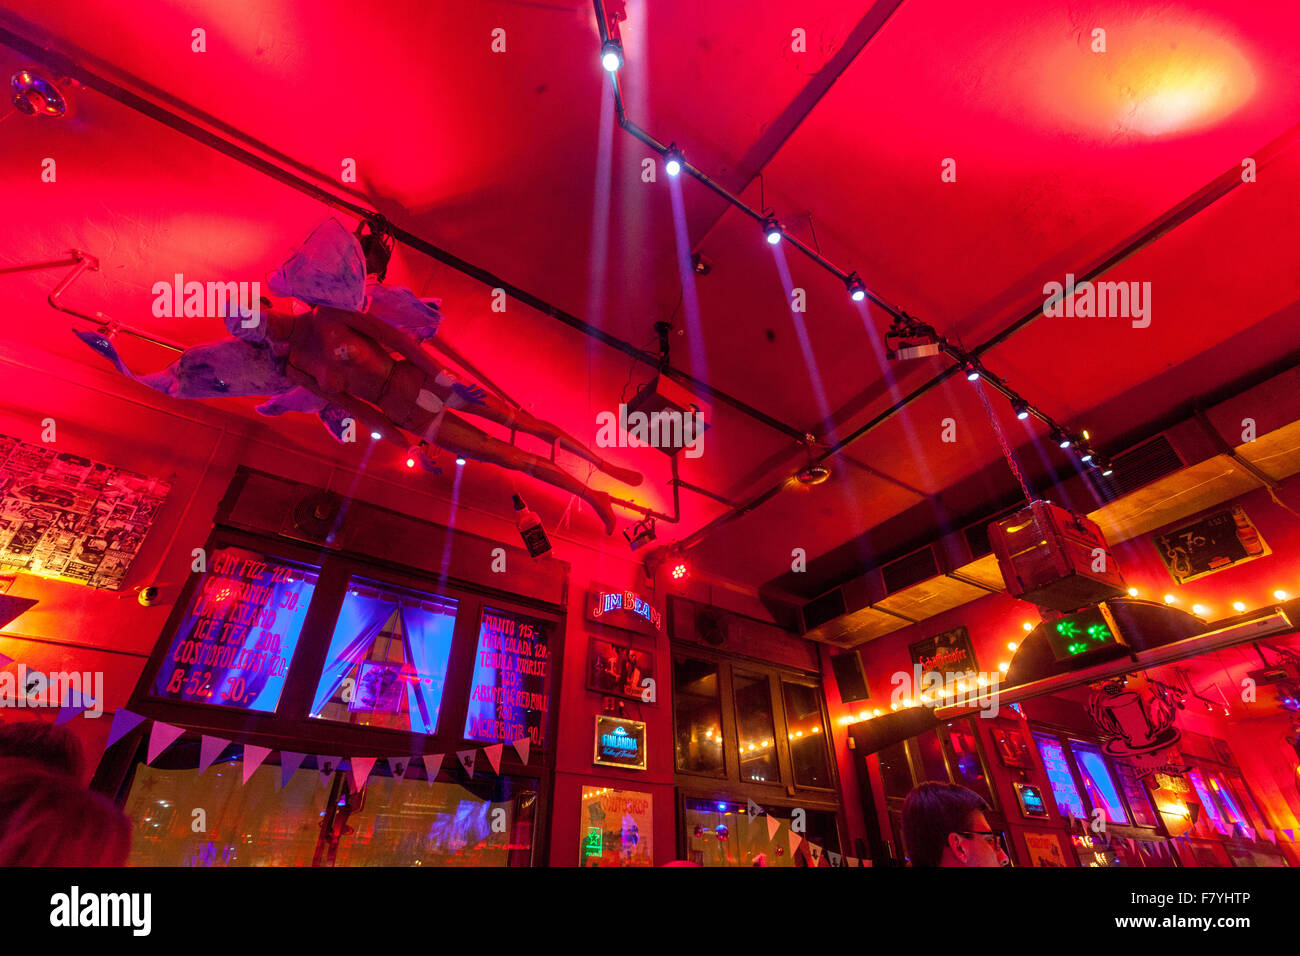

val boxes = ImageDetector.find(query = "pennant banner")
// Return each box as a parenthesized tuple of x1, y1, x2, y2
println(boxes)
(828, 851, 842, 867)
(483, 743, 503, 775)
(747, 798, 763, 818)
(104, 709, 146, 749)
(54, 687, 95, 725)
(146, 721, 185, 764)
(243, 745, 272, 784)
(511, 737, 530, 765)
(389, 757, 409, 779)
(422, 753, 444, 784)
(0, 651, 12, 669)
(788, 830, 802, 857)
(457, 749, 477, 778)
(349, 756, 378, 791)
(766, 815, 781, 841)
(198, 735, 231, 775)
(280, 752, 306, 789)
(317, 756, 340, 785)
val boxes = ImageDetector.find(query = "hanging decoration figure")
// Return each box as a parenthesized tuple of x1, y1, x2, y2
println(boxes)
(75, 218, 641, 534)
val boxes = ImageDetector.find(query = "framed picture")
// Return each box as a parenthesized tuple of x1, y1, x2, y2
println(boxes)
(1023, 832, 1068, 867)
(990, 724, 1035, 769)
(1014, 782, 1050, 818)
(587, 636, 655, 703)
(1151, 505, 1269, 584)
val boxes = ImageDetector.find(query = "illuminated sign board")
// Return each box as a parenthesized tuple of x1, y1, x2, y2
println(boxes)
(591, 590, 662, 632)
(1046, 603, 1124, 662)
(1014, 782, 1049, 818)
(593, 715, 647, 770)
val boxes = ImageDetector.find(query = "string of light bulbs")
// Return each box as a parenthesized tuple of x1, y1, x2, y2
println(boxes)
(593, 0, 1114, 480)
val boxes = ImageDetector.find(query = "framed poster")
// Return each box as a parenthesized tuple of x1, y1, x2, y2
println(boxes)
(587, 636, 655, 702)
(580, 788, 653, 866)
(593, 715, 647, 770)
(1023, 832, 1068, 867)
(1014, 782, 1050, 818)
(909, 625, 978, 674)
(463, 606, 552, 749)
(990, 724, 1035, 769)
(0, 435, 171, 590)
(1152, 506, 1268, 584)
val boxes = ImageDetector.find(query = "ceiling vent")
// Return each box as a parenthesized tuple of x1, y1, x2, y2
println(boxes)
(881, 545, 939, 594)
(1089, 435, 1182, 502)
(802, 588, 847, 631)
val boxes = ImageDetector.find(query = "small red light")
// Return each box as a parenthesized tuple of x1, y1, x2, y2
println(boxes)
(671, 562, 688, 580)
(405, 458, 416, 468)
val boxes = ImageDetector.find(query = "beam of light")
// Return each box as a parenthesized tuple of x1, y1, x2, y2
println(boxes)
(436, 464, 465, 587)
(587, 80, 615, 334)
(668, 174, 709, 383)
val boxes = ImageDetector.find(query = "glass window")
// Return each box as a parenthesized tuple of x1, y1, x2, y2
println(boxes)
(734, 671, 780, 784)
(310, 579, 457, 733)
(462, 607, 553, 749)
(151, 545, 318, 712)
(579, 788, 653, 867)
(877, 740, 914, 799)
(943, 721, 993, 804)
(1209, 774, 1248, 827)
(122, 750, 537, 866)
(683, 798, 839, 866)
(1187, 769, 1223, 826)
(782, 681, 832, 788)
(1071, 741, 1129, 825)
(1115, 761, 1159, 827)
(1034, 733, 1087, 819)
(673, 658, 724, 774)
(913, 729, 950, 783)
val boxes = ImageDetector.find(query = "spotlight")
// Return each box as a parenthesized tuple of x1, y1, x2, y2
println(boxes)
(671, 561, 688, 581)
(623, 516, 657, 551)
(845, 272, 867, 302)
(1053, 428, 1072, 449)
(455, 456, 467, 466)
(405, 457, 416, 468)
(1096, 456, 1114, 476)
(796, 463, 831, 486)
(1232, 601, 1246, 613)
(1128, 587, 1139, 597)
(1080, 448, 1094, 463)
(761, 215, 782, 245)
(664, 144, 683, 177)
(371, 430, 383, 440)
(11, 70, 67, 117)
(963, 362, 981, 382)
(691, 253, 712, 275)
(1012, 399, 1030, 420)
(601, 40, 624, 72)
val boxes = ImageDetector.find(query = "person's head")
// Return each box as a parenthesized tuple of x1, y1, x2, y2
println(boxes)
(0, 761, 131, 866)
(902, 781, 1009, 867)
(0, 720, 86, 779)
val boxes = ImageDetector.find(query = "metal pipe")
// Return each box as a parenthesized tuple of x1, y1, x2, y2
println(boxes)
(43, 253, 187, 352)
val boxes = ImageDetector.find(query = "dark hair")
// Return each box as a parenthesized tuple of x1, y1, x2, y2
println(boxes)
(0, 760, 131, 866)
(0, 721, 86, 779)
(902, 781, 990, 867)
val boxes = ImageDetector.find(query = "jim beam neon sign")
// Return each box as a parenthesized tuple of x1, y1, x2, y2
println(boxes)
(592, 590, 662, 632)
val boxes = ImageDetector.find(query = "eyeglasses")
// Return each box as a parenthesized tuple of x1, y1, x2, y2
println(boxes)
(956, 830, 1007, 853)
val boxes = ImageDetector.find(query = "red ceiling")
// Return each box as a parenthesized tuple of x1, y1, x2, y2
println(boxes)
(2, 0, 1299, 597)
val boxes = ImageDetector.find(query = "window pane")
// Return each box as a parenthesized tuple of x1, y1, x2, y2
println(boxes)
(673, 658, 724, 774)
(684, 798, 839, 866)
(1115, 761, 1159, 827)
(1033, 734, 1087, 819)
(310, 578, 457, 733)
(1187, 769, 1223, 826)
(782, 681, 831, 788)
(1071, 741, 1129, 825)
(943, 720, 992, 804)
(579, 788, 653, 867)
(122, 753, 536, 866)
(1209, 774, 1248, 827)
(877, 740, 914, 799)
(463, 607, 553, 750)
(151, 545, 318, 712)
(735, 671, 780, 783)
(913, 729, 950, 784)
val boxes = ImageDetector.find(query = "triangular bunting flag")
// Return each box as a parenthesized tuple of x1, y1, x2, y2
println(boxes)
(1285, 829, 1295, 843)
(389, 757, 409, 779)
(788, 830, 802, 857)
(1243, 826, 1255, 841)
(422, 753, 444, 784)
(828, 851, 842, 867)
(243, 745, 272, 784)
(147, 721, 186, 764)
(846, 856, 858, 867)
(1263, 828, 1276, 844)
(104, 709, 146, 749)
(348, 756, 378, 791)
(809, 843, 823, 863)
(766, 815, 781, 841)
(483, 743, 504, 775)
(747, 798, 763, 818)
(511, 737, 531, 765)
(1214, 822, 1228, 836)
(457, 748, 477, 777)
(198, 735, 231, 774)
(280, 752, 306, 789)
(55, 688, 94, 725)
(317, 756, 340, 785)
(0, 651, 12, 669)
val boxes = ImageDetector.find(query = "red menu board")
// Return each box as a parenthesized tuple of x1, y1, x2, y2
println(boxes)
(463, 607, 551, 749)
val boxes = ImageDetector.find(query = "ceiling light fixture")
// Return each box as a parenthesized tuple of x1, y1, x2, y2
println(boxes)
(1012, 399, 1030, 420)
(1053, 428, 1072, 450)
(624, 516, 657, 551)
(664, 144, 683, 177)
(601, 40, 624, 72)
(845, 272, 867, 302)
(963, 361, 981, 382)
(796, 463, 831, 486)
(761, 215, 782, 245)
(10, 70, 67, 117)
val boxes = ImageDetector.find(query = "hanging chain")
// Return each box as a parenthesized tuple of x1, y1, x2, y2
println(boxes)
(973, 378, 1034, 505)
